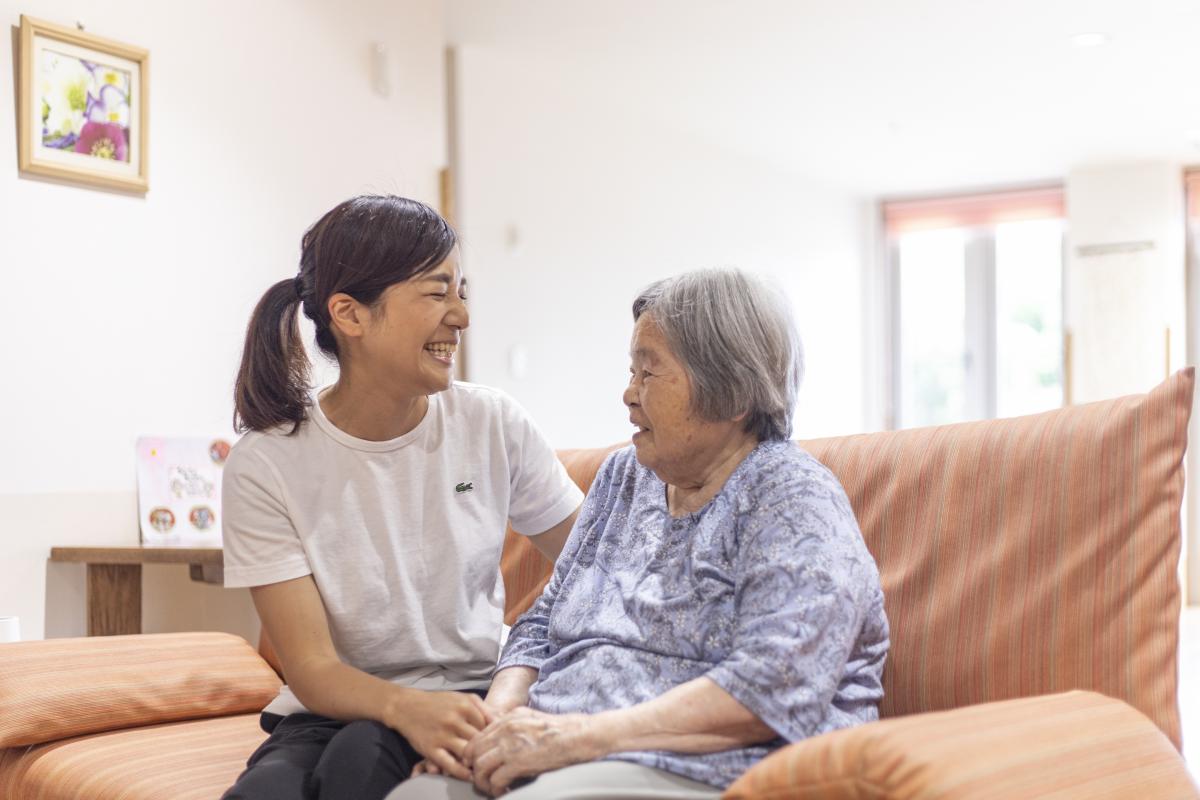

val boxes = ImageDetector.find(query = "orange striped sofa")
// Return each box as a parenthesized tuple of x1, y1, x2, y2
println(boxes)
(1, 370, 1196, 799)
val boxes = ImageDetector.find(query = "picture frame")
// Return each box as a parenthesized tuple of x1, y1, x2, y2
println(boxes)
(17, 15, 149, 193)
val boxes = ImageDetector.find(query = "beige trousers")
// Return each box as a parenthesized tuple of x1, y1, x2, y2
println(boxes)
(384, 761, 721, 800)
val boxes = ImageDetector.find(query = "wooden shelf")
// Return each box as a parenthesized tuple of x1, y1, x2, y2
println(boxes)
(49, 546, 225, 636)
(50, 546, 223, 565)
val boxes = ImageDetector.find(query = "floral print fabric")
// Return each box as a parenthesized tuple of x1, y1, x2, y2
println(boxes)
(497, 441, 890, 788)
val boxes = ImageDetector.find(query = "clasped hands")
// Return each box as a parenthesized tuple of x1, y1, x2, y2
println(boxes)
(409, 696, 601, 797)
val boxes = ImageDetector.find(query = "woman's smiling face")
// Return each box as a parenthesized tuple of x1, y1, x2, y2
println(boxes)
(359, 253, 469, 396)
(623, 315, 747, 486)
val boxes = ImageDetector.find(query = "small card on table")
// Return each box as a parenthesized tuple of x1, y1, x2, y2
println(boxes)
(135, 437, 232, 547)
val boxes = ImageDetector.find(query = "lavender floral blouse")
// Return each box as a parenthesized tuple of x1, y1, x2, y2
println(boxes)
(496, 441, 889, 788)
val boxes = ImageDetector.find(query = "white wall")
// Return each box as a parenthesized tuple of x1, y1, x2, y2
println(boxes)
(0, 0, 447, 640)
(453, 47, 870, 449)
(1061, 161, 1194, 600)
(1065, 162, 1186, 403)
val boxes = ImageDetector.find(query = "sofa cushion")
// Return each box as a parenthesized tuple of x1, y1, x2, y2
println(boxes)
(0, 632, 281, 748)
(722, 690, 1199, 800)
(502, 446, 620, 624)
(0, 713, 266, 800)
(800, 368, 1192, 749)
(503, 370, 1193, 748)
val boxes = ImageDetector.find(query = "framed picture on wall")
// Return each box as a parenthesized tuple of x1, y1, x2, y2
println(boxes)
(17, 16, 149, 193)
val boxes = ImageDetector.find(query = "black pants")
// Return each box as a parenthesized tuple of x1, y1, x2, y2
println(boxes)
(222, 690, 486, 800)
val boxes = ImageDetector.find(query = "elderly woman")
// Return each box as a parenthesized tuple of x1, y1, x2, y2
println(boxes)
(390, 269, 889, 800)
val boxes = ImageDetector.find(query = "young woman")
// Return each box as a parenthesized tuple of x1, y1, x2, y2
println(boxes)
(220, 195, 582, 800)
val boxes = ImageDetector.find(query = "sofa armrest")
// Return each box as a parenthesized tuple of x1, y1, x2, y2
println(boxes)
(723, 691, 1198, 800)
(0, 632, 281, 748)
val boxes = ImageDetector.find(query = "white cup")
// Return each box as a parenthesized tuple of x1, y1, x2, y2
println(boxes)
(0, 616, 21, 643)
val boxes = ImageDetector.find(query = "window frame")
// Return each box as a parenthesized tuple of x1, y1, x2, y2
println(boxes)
(1185, 169, 1200, 605)
(882, 186, 1067, 431)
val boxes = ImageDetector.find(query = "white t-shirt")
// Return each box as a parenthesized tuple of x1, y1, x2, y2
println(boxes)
(222, 382, 583, 715)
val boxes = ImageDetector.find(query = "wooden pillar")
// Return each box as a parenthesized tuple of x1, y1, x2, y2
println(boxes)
(86, 564, 141, 636)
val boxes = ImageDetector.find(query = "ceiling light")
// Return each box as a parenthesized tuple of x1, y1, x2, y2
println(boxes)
(1070, 32, 1110, 48)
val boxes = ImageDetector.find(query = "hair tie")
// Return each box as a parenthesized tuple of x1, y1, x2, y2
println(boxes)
(293, 275, 304, 300)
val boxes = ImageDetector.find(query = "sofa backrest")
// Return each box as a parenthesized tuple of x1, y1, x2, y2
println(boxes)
(500, 369, 1194, 749)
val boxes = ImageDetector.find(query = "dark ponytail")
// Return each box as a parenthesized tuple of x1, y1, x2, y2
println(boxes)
(233, 279, 309, 433)
(233, 194, 457, 433)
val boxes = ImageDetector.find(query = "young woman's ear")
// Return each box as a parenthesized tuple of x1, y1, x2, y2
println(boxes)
(327, 293, 369, 339)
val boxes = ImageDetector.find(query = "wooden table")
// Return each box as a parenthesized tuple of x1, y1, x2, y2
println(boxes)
(49, 546, 224, 636)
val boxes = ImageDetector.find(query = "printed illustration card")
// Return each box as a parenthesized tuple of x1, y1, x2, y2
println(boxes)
(135, 436, 232, 547)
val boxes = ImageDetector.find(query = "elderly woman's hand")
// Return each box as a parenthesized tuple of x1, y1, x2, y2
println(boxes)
(464, 707, 604, 796)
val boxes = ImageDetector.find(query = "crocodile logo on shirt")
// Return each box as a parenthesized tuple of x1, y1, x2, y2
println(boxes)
(455, 482, 474, 494)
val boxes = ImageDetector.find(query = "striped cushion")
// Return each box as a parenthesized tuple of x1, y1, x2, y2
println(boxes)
(502, 446, 620, 624)
(801, 369, 1192, 748)
(501, 370, 1193, 746)
(0, 714, 266, 800)
(722, 691, 1199, 800)
(0, 633, 281, 748)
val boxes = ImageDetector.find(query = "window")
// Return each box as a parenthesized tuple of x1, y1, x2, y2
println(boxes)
(885, 187, 1066, 429)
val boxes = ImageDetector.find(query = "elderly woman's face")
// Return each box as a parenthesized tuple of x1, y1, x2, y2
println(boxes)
(623, 316, 747, 485)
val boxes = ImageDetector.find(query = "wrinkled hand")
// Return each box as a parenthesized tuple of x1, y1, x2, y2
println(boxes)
(464, 707, 600, 796)
(393, 691, 494, 781)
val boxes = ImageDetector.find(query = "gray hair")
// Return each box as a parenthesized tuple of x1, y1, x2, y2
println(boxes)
(632, 268, 804, 441)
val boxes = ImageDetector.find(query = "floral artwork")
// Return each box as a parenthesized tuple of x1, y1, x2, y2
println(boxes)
(40, 50, 132, 162)
(18, 16, 149, 192)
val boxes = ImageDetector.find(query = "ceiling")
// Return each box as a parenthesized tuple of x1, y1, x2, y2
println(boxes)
(448, 0, 1200, 196)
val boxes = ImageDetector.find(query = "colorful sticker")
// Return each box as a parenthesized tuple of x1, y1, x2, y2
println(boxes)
(209, 439, 231, 466)
(189, 506, 215, 531)
(148, 507, 175, 533)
